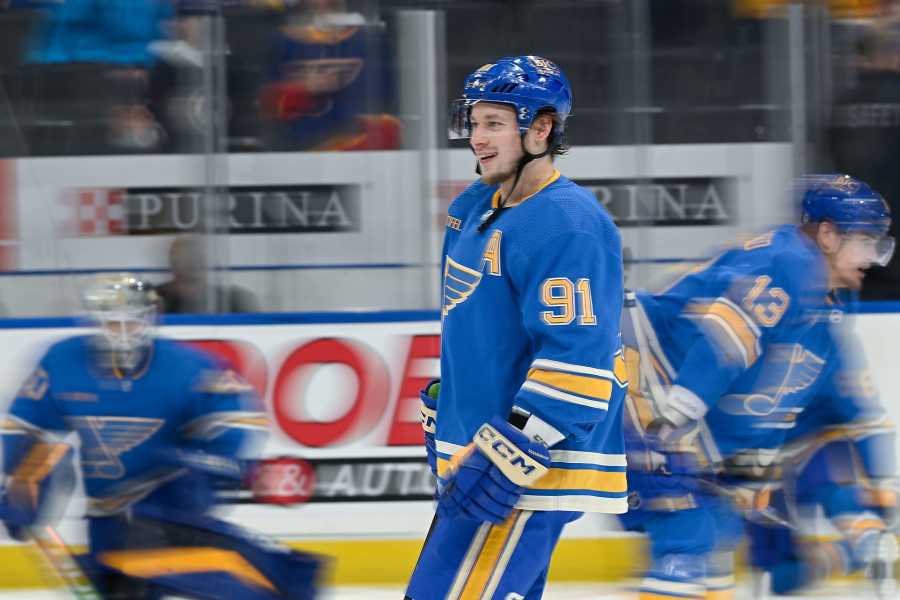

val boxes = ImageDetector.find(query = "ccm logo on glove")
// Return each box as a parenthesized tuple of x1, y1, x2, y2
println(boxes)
(473, 424, 549, 486)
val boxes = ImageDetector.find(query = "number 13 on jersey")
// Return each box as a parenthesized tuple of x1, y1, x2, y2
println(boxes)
(540, 277, 597, 326)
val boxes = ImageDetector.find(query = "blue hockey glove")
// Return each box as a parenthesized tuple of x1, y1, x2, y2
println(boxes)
(437, 416, 550, 523)
(419, 379, 439, 479)
(0, 442, 75, 531)
(0, 502, 28, 541)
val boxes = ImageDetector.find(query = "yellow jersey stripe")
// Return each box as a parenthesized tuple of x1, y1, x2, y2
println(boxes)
(704, 574, 736, 590)
(481, 512, 531, 598)
(527, 368, 613, 401)
(99, 547, 275, 592)
(0, 417, 27, 435)
(644, 495, 697, 511)
(10, 442, 70, 510)
(459, 511, 520, 600)
(697, 300, 760, 367)
(438, 457, 626, 494)
(222, 416, 270, 429)
(13, 442, 68, 485)
(628, 391, 658, 431)
(530, 468, 627, 493)
(521, 381, 609, 410)
(613, 353, 629, 386)
(836, 517, 886, 533)
(706, 300, 760, 362)
(447, 524, 491, 599)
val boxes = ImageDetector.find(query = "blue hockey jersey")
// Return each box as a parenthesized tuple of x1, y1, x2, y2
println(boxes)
(1, 335, 267, 520)
(624, 225, 836, 466)
(435, 171, 629, 514)
(778, 306, 894, 486)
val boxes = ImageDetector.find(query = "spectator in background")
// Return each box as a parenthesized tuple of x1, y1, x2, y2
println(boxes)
(21, 0, 174, 153)
(155, 236, 258, 314)
(827, 26, 900, 300)
(260, 0, 401, 151)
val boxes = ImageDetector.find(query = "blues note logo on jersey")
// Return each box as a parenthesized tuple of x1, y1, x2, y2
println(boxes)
(67, 416, 163, 479)
(720, 344, 826, 427)
(442, 256, 482, 317)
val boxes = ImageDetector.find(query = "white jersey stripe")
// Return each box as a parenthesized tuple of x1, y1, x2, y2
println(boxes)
(446, 523, 491, 600)
(516, 494, 628, 513)
(530, 358, 616, 380)
(436, 440, 627, 468)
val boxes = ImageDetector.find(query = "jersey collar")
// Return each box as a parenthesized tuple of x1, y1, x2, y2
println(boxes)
(491, 169, 561, 209)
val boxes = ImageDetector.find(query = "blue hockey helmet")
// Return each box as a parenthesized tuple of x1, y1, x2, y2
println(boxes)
(798, 174, 894, 265)
(449, 56, 572, 145)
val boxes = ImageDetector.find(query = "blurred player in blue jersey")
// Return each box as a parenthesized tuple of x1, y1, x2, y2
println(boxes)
(620, 174, 895, 599)
(746, 324, 898, 598)
(404, 56, 628, 600)
(0, 274, 322, 599)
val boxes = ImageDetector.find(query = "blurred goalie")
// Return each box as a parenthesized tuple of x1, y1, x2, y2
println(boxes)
(0, 273, 324, 599)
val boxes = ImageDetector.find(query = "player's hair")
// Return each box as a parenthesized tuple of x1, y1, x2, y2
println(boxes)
(541, 109, 569, 158)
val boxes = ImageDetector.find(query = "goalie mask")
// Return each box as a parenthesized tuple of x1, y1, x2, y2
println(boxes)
(83, 273, 158, 369)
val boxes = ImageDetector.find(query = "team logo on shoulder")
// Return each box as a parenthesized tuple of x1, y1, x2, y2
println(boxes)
(197, 369, 254, 394)
(442, 256, 482, 318)
(18, 367, 49, 401)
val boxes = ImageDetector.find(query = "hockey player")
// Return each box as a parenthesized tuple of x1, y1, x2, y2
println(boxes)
(405, 55, 628, 600)
(745, 324, 897, 597)
(0, 274, 322, 599)
(620, 174, 895, 599)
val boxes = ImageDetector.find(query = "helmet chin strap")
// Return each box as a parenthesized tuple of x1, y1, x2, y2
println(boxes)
(477, 132, 550, 233)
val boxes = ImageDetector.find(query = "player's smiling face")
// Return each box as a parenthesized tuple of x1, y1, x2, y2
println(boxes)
(469, 102, 524, 185)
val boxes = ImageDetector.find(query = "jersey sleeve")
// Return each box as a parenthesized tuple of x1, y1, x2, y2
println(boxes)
(674, 254, 817, 409)
(1, 359, 72, 526)
(179, 367, 268, 464)
(3, 361, 68, 468)
(804, 333, 894, 482)
(508, 230, 626, 441)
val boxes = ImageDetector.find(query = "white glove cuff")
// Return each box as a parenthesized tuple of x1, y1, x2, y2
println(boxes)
(663, 384, 708, 425)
